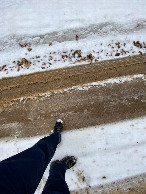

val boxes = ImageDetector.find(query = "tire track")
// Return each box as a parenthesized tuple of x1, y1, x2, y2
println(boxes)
(0, 54, 146, 111)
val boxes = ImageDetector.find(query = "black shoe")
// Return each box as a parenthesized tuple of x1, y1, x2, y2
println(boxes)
(54, 119, 63, 133)
(61, 156, 77, 169)
(53, 119, 63, 143)
(51, 156, 77, 170)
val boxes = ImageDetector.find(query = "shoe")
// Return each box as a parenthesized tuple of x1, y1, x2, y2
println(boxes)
(53, 119, 63, 143)
(54, 119, 63, 133)
(51, 156, 77, 170)
(61, 156, 77, 169)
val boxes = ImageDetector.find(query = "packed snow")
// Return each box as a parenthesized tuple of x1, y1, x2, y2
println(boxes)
(0, 117, 146, 193)
(0, 0, 146, 78)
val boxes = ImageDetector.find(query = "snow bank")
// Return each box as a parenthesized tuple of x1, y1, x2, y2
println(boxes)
(0, 0, 146, 38)
(0, 32, 145, 79)
(0, 0, 146, 78)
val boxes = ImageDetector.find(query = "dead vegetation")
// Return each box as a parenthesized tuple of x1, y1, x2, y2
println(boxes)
(0, 40, 145, 75)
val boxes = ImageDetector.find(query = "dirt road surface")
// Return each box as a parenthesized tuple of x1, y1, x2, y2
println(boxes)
(0, 54, 146, 108)
(0, 54, 145, 138)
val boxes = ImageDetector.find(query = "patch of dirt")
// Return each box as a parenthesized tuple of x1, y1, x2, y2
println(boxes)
(71, 173, 146, 194)
(76, 170, 86, 185)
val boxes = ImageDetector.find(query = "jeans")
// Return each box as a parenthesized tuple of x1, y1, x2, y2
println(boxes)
(0, 132, 70, 194)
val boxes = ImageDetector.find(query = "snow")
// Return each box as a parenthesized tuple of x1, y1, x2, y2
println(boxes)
(0, 0, 146, 78)
(0, 117, 146, 193)
(0, 1, 145, 192)
(0, 0, 145, 38)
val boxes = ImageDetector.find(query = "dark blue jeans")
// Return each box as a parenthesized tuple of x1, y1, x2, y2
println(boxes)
(0, 132, 70, 194)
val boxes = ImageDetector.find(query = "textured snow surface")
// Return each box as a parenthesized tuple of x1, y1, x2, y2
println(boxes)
(0, 0, 146, 78)
(0, 117, 146, 193)
(0, 0, 145, 38)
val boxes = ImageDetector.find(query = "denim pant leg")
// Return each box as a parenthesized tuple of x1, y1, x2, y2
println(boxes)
(0, 132, 59, 194)
(42, 162, 70, 194)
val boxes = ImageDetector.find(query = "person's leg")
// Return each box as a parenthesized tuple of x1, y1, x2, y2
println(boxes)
(0, 132, 60, 194)
(42, 156, 77, 194)
(42, 162, 70, 194)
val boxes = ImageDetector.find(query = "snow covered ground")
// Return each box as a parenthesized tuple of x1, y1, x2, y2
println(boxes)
(0, 0, 146, 78)
(0, 0, 145, 38)
(0, 117, 146, 193)
(0, 1, 146, 192)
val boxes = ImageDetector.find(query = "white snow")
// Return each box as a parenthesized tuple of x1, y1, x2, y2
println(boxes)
(0, 117, 146, 193)
(0, 0, 146, 78)
(0, 0, 145, 38)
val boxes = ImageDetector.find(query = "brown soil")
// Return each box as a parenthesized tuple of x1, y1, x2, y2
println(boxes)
(71, 173, 146, 194)
(0, 54, 145, 138)
(0, 54, 145, 110)
(0, 77, 145, 138)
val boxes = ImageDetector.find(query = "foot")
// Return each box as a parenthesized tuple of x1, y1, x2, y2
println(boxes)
(54, 119, 63, 133)
(53, 119, 63, 143)
(51, 156, 77, 170)
(61, 156, 77, 169)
